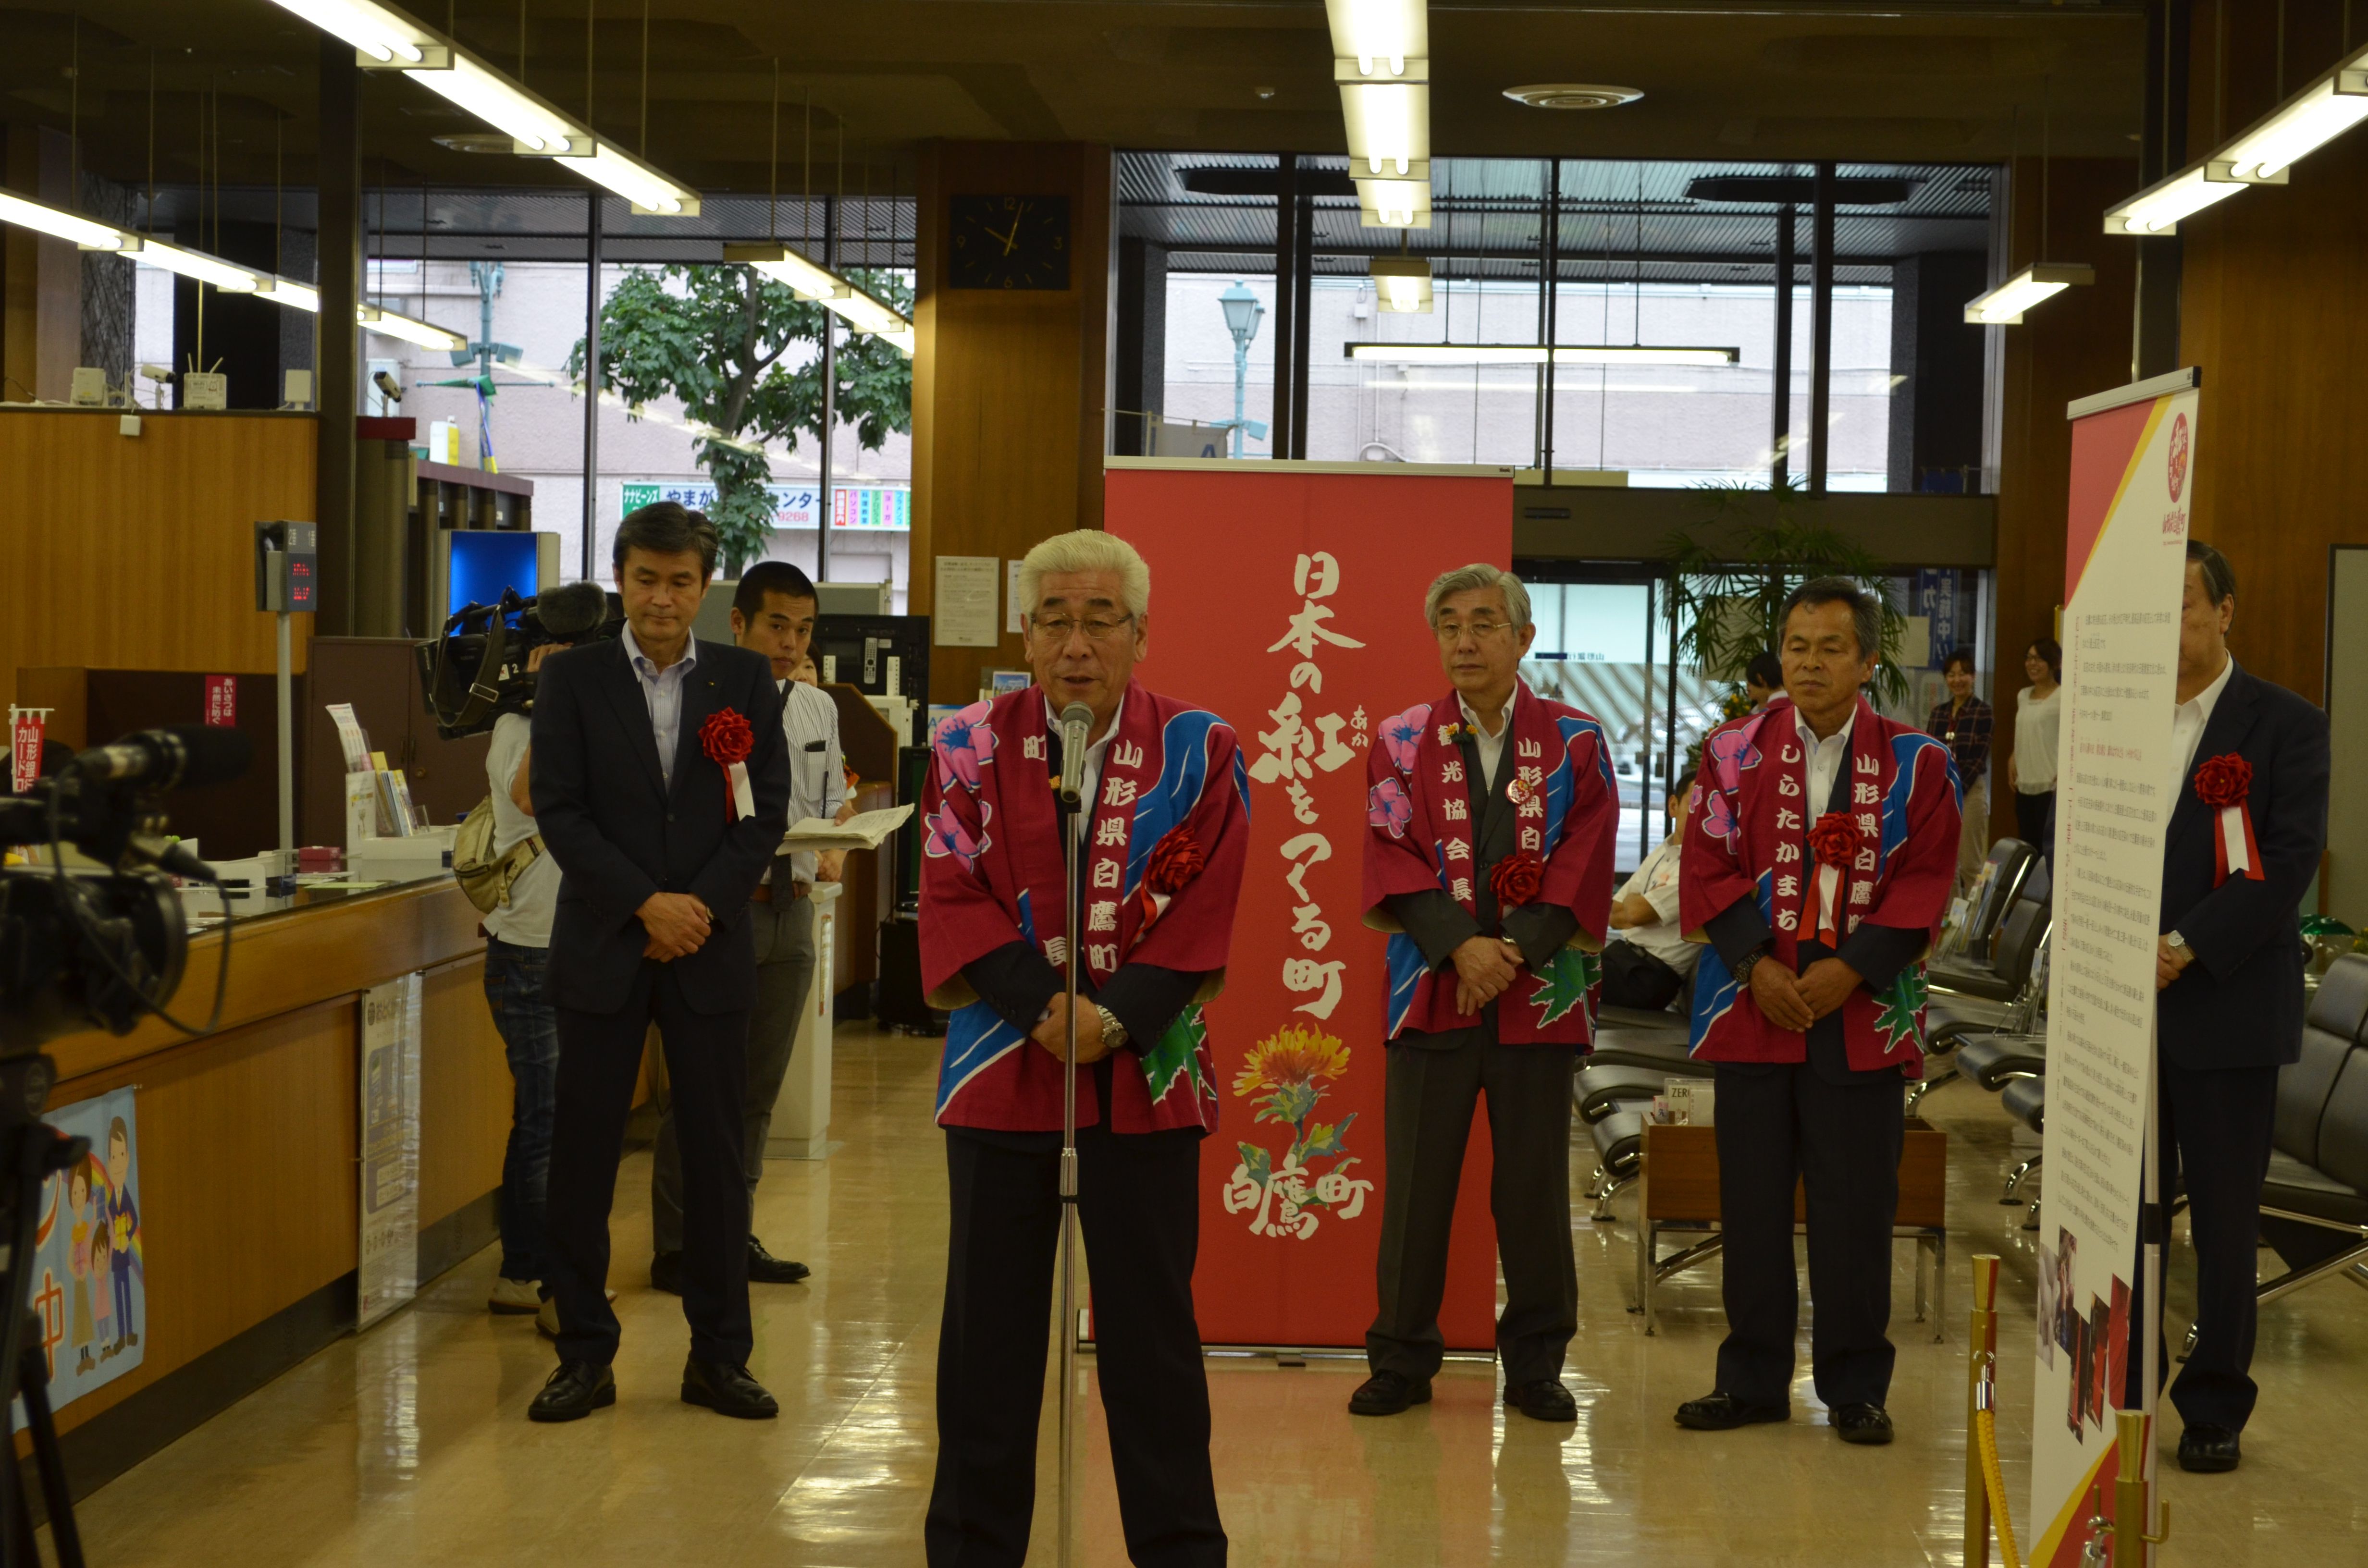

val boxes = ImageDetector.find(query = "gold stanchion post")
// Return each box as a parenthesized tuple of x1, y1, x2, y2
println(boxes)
(2113, 1409, 2170, 1567)
(1966, 1253, 1999, 1567)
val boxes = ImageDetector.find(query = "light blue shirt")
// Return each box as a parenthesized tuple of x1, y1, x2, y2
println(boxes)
(622, 623, 699, 788)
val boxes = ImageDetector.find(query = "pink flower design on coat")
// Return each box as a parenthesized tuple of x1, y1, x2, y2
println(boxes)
(923, 798, 988, 871)
(1704, 727, 1758, 794)
(1367, 776, 1414, 839)
(1701, 787, 1739, 848)
(932, 701, 997, 792)
(1379, 704, 1432, 775)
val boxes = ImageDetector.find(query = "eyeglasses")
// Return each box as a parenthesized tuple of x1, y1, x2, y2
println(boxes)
(1029, 613, 1135, 645)
(1433, 619, 1513, 643)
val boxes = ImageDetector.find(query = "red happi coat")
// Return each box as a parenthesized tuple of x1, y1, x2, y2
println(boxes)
(918, 680, 1251, 1134)
(1680, 694, 1961, 1074)
(1360, 683, 1618, 1043)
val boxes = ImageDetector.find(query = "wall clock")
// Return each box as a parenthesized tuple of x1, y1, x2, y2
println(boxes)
(949, 195, 1071, 290)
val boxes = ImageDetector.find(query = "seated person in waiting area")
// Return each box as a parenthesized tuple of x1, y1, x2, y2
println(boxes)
(1599, 796, 1698, 1014)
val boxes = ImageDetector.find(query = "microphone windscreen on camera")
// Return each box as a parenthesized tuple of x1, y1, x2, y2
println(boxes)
(160, 726, 254, 789)
(77, 726, 253, 790)
(536, 581, 611, 639)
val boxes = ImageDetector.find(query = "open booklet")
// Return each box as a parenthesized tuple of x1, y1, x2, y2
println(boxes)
(779, 803, 915, 854)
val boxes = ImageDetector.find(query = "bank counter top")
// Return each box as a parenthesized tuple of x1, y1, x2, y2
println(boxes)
(35, 874, 511, 1499)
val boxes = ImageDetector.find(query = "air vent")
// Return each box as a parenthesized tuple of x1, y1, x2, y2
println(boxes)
(1503, 84, 1644, 111)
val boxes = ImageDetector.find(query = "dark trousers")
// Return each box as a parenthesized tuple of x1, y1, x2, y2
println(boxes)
(926, 1125, 1224, 1568)
(483, 937, 559, 1283)
(544, 960, 752, 1368)
(1600, 940, 1686, 1014)
(2013, 787, 2056, 862)
(2126, 1061, 2279, 1430)
(1366, 1040, 1578, 1385)
(1713, 1062, 1904, 1409)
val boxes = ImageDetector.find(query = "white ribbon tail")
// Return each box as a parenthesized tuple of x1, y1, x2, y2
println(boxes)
(1816, 863, 1841, 935)
(730, 760, 755, 820)
(2218, 803, 2251, 878)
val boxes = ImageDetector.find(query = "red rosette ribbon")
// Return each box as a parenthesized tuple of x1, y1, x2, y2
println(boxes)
(2194, 752, 2263, 885)
(1128, 827, 1205, 942)
(1806, 811, 1862, 945)
(1489, 850, 1543, 910)
(699, 707, 756, 819)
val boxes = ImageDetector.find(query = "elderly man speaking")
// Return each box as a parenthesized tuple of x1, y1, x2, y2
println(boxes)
(917, 529, 1251, 1568)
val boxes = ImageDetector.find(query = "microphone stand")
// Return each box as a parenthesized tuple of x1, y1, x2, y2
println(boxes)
(1056, 783, 1085, 1568)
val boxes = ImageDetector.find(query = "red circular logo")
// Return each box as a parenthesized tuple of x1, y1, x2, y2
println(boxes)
(2167, 413, 2190, 502)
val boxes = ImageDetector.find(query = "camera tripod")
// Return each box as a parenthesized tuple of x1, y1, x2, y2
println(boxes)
(0, 1054, 90, 1568)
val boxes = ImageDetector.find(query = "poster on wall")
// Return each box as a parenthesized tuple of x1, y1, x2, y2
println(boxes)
(2027, 369, 2198, 1564)
(358, 974, 423, 1329)
(25, 1088, 145, 1412)
(1110, 460, 1516, 1350)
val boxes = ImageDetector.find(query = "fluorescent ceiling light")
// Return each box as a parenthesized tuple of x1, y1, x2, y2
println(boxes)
(138, 242, 263, 293)
(1962, 262, 2095, 325)
(1341, 82, 1429, 175)
(582, 144, 698, 217)
(1325, 0, 1426, 77)
(412, 54, 575, 152)
(362, 306, 468, 352)
(0, 191, 135, 250)
(1345, 343, 1740, 366)
(262, 0, 435, 64)
(2102, 163, 2244, 235)
(723, 244, 914, 346)
(2217, 68, 2368, 182)
(1369, 256, 1432, 313)
(260, 277, 322, 312)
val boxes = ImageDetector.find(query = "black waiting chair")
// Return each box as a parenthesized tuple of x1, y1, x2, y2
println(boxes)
(1930, 896, 2050, 1003)
(1946, 838, 2038, 963)
(2254, 956, 2368, 1314)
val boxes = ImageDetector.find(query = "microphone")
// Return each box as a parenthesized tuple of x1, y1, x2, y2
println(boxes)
(73, 726, 253, 792)
(1056, 703, 1093, 808)
(533, 580, 611, 639)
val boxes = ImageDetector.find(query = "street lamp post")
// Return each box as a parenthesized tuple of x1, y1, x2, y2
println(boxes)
(1218, 280, 1266, 458)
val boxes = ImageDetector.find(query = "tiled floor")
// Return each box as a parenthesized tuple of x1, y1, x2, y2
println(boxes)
(70, 1024, 2368, 1565)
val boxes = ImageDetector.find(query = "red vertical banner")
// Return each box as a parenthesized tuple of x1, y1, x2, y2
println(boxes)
(10, 710, 45, 795)
(202, 675, 238, 727)
(1109, 463, 1513, 1351)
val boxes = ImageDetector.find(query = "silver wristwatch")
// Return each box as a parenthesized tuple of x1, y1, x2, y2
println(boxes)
(1095, 1004, 1128, 1048)
(2165, 931, 2188, 955)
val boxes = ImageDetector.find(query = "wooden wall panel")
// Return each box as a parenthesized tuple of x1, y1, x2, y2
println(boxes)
(1988, 156, 2140, 845)
(2176, 110, 2368, 704)
(44, 998, 360, 1436)
(0, 409, 318, 700)
(911, 141, 1113, 705)
(416, 955, 511, 1229)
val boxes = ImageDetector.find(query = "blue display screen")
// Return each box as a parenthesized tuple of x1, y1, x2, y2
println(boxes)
(448, 531, 540, 620)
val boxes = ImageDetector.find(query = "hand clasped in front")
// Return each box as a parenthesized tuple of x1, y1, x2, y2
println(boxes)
(639, 891, 714, 961)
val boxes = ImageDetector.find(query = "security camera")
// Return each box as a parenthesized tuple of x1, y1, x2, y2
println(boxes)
(373, 370, 405, 404)
(138, 364, 172, 383)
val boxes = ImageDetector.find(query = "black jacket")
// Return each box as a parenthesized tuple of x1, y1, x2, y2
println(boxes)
(2158, 662, 2330, 1072)
(529, 633, 791, 1015)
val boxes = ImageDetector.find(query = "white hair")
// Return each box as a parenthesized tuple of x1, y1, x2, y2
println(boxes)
(1424, 563, 1532, 629)
(1017, 529, 1150, 620)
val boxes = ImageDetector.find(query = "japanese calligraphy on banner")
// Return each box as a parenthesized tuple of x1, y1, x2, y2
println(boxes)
(2027, 372, 2195, 1565)
(1109, 460, 1515, 1350)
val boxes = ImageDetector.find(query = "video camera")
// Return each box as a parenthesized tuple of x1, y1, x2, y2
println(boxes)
(417, 580, 622, 740)
(0, 724, 251, 1055)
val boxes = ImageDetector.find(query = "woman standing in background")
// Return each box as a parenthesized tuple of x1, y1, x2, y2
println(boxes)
(1927, 649, 1993, 893)
(2008, 638, 2063, 861)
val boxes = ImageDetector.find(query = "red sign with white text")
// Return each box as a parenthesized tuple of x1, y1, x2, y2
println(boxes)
(1110, 464, 1513, 1350)
(203, 675, 238, 727)
(10, 712, 44, 795)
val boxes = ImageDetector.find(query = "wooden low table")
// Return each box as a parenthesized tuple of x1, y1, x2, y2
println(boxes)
(1632, 1117, 1949, 1339)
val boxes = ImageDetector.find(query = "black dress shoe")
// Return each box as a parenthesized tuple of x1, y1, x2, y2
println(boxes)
(1504, 1379, 1578, 1422)
(528, 1361, 616, 1423)
(650, 1251, 684, 1295)
(2178, 1422, 2241, 1472)
(1348, 1371, 1432, 1416)
(1675, 1391, 1790, 1431)
(682, 1359, 778, 1420)
(748, 1235, 812, 1285)
(1832, 1403, 1895, 1445)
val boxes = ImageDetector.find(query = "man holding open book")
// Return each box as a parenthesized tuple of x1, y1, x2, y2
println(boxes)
(648, 560, 850, 1295)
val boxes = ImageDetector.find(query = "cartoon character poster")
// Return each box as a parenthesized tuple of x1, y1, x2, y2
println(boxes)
(26, 1089, 144, 1410)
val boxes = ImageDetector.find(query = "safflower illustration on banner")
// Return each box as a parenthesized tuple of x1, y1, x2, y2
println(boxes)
(1110, 460, 1513, 1351)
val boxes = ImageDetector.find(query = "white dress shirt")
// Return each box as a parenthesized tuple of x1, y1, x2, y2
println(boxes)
(777, 677, 848, 887)
(621, 623, 699, 788)
(1047, 693, 1125, 810)
(1612, 832, 1698, 975)
(1458, 686, 1521, 790)
(1798, 702, 1857, 819)
(2171, 653, 2235, 785)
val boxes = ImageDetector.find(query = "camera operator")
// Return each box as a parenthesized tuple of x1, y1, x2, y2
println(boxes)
(526, 502, 791, 1425)
(648, 561, 845, 1295)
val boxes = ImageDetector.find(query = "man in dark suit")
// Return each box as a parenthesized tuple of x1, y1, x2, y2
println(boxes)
(525, 502, 791, 1422)
(2137, 540, 2329, 1473)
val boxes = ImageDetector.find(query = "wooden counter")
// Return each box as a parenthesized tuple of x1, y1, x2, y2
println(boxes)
(34, 878, 510, 1499)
